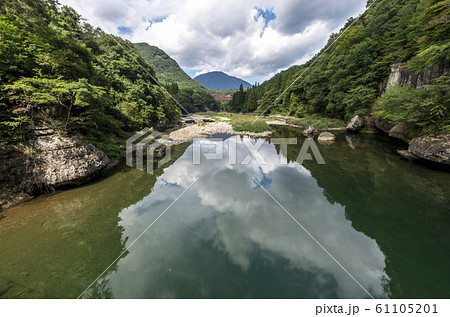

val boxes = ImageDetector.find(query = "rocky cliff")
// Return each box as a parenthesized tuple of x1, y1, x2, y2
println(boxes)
(381, 63, 449, 91)
(348, 63, 450, 166)
(0, 133, 109, 211)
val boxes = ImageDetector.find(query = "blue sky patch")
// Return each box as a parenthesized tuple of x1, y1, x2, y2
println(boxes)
(254, 7, 276, 37)
(118, 26, 133, 35)
(258, 166, 273, 188)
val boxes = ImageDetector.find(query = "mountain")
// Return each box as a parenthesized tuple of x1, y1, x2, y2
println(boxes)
(228, 0, 449, 134)
(134, 43, 206, 91)
(194, 71, 252, 90)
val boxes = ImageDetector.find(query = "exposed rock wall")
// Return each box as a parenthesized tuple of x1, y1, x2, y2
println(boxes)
(0, 134, 109, 211)
(346, 62, 450, 166)
(382, 62, 448, 91)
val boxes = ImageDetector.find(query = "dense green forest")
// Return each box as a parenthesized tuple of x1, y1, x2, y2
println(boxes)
(135, 43, 220, 113)
(0, 0, 182, 145)
(163, 82, 220, 113)
(229, 0, 449, 133)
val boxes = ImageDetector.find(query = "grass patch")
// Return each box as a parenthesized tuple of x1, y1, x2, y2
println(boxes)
(205, 112, 345, 132)
(213, 112, 272, 133)
(285, 116, 346, 129)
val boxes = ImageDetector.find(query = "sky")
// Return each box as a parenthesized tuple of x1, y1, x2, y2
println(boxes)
(60, 0, 368, 84)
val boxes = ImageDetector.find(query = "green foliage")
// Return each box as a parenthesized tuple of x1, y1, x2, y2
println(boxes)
(226, 0, 449, 134)
(0, 0, 181, 145)
(285, 116, 346, 129)
(343, 86, 377, 117)
(164, 84, 219, 113)
(377, 75, 449, 132)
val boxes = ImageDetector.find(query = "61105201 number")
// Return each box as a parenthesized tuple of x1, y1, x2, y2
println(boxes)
(376, 304, 438, 314)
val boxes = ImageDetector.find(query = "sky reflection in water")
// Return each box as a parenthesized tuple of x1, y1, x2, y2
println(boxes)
(97, 136, 388, 298)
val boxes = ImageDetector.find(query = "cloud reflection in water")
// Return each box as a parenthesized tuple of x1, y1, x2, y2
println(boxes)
(101, 136, 388, 298)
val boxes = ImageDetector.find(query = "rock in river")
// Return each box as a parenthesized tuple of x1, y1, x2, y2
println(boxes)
(408, 134, 450, 165)
(318, 132, 336, 144)
(303, 126, 318, 136)
(0, 134, 109, 211)
(346, 115, 364, 131)
(389, 123, 420, 143)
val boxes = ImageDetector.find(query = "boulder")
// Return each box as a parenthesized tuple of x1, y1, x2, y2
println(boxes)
(346, 115, 364, 131)
(318, 132, 336, 144)
(389, 123, 420, 143)
(302, 126, 317, 135)
(0, 134, 109, 211)
(408, 134, 450, 165)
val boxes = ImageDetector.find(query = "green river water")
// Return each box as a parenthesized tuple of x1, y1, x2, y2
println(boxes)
(0, 128, 449, 298)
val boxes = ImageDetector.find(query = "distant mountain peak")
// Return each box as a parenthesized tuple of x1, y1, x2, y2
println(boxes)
(194, 71, 252, 90)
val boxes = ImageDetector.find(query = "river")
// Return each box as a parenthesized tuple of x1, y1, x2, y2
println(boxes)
(0, 127, 449, 298)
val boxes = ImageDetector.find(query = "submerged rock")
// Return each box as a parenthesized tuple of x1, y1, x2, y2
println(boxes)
(397, 150, 419, 160)
(346, 115, 364, 131)
(318, 132, 336, 144)
(408, 134, 450, 165)
(0, 134, 109, 211)
(389, 123, 420, 143)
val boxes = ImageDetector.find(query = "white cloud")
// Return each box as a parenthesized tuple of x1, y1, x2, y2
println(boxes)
(97, 137, 388, 298)
(61, 0, 367, 82)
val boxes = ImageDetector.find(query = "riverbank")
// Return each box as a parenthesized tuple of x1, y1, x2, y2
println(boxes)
(1, 112, 447, 212)
(169, 113, 347, 142)
(169, 120, 273, 141)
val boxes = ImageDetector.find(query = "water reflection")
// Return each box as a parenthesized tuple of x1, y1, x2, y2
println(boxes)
(92, 136, 388, 298)
(2, 131, 448, 298)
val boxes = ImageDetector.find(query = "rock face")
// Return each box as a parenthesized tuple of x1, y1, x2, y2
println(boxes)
(346, 115, 364, 131)
(362, 62, 450, 166)
(0, 134, 109, 211)
(408, 135, 450, 165)
(388, 123, 420, 143)
(317, 132, 336, 144)
(383, 63, 448, 91)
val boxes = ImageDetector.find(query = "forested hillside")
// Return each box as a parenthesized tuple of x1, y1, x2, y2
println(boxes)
(135, 42, 219, 113)
(0, 0, 181, 145)
(230, 0, 449, 134)
(135, 43, 206, 91)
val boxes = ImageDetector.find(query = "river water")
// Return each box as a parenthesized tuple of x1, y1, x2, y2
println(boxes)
(0, 128, 449, 298)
